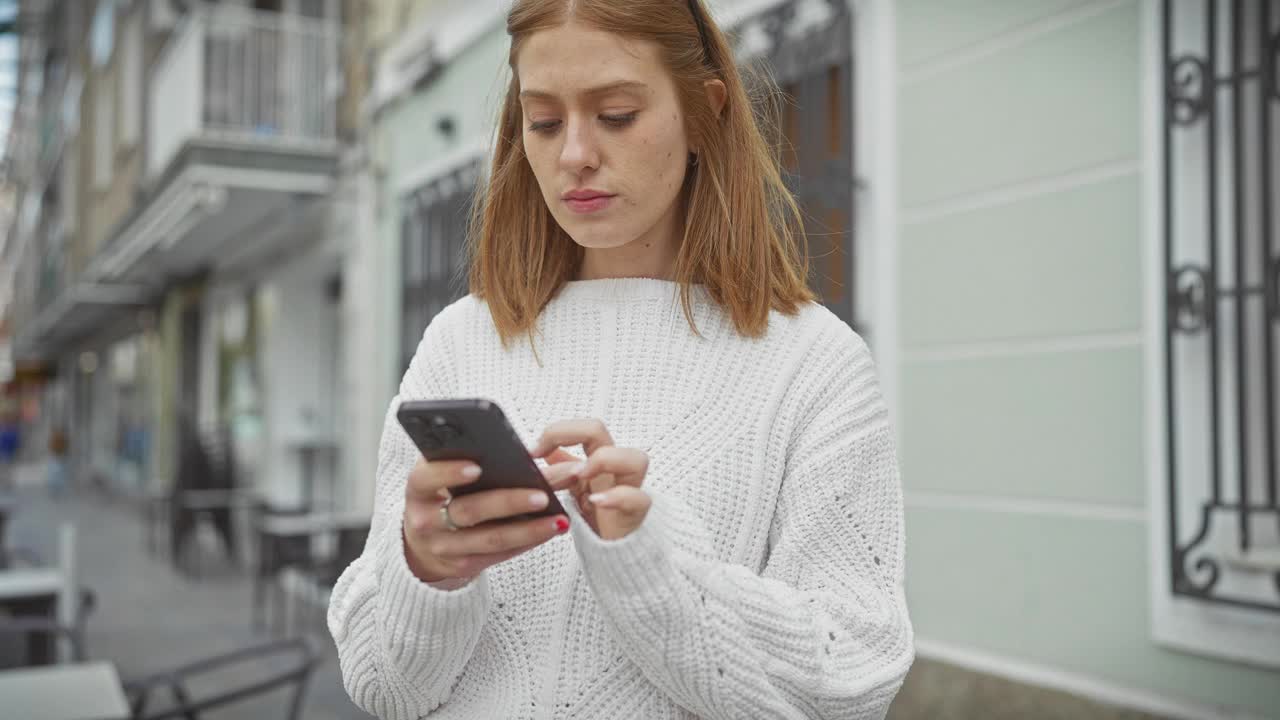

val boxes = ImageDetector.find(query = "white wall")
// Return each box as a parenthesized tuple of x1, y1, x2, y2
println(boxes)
(340, 152, 381, 515)
(258, 247, 342, 508)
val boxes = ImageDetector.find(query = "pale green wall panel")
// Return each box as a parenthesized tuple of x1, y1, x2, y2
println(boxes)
(899, 2, 1140, 208)
(385, 28, 511, 184)
(901, 345, 1144, 505)
(905, 507, 1280, 715)
(897, 0, 1093, 70)
(900, 174, 1143, 346)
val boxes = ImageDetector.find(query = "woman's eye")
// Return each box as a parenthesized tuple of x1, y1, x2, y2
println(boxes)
(526, 112, 637, 135)
(601, 112, 637, 128)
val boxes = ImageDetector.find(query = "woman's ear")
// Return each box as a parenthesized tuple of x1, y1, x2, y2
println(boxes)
(703, 79, 727, 118)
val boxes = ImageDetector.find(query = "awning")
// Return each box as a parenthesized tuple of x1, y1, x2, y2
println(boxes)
(11, 282, 152, 363)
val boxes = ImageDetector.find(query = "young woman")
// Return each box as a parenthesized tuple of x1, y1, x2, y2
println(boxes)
(328, 1, 913, 717)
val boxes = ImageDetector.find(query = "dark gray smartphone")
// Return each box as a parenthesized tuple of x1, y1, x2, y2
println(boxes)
(396, 398, 567, 523)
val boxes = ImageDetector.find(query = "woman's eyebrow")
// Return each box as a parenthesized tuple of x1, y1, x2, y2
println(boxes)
(519, 80, 650, 101)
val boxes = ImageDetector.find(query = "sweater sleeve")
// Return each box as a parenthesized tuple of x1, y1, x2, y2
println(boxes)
(570, 331, 914, 720)
(327, 302, 493, 719)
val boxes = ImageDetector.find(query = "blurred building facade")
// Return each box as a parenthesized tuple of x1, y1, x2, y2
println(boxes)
(1, 0, 1278, 718)
(3, 0, 366, 510)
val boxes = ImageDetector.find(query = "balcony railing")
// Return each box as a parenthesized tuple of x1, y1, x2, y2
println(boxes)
(148, 5, 341, 181)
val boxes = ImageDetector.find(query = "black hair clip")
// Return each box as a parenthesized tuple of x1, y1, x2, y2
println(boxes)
(686, 0, 717, 69)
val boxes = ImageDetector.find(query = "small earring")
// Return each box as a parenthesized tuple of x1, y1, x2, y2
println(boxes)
(688, 152, 699, 167)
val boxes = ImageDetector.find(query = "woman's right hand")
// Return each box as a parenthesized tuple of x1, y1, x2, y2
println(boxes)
(402, 457, 577, 584)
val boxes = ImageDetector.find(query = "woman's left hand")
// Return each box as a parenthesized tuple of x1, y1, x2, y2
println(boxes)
(529, 419, 652, 541)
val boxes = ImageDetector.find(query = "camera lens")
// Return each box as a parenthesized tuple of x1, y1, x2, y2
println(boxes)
(436, 422, 461, 440)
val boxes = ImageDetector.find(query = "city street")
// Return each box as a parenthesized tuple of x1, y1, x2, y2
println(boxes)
(4, 461, 369, 720)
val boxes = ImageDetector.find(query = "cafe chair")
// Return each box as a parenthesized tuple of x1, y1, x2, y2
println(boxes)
(0, 587, 97, 667)
(0, 544, 43, 569)
(250, 501, 313, 634)
(122, 636, 319, 720)
(287, 521, 369, 636)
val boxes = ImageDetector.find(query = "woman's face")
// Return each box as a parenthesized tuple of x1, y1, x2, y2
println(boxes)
(517, 22, 691, 265)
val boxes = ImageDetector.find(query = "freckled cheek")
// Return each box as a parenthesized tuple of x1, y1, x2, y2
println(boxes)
(525, 151, 554, 184)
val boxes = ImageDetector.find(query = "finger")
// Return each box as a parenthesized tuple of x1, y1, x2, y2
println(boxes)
(578, 446, 648, 487)
(590, 487, 651, 541)
(543, 448, 580, 466)
(403, 496, 447, 540)
(406, 459, 482, 502)
(449, 544, 543, 577)
(529, 419, 614, 459)
(430, 515, 570, 558)
(445, 487, 557, 528)
(541, 459, 586, 491)
(588, 485, 651, 515)
(539, 449, 599, 525)
(588, 474, 615, 497)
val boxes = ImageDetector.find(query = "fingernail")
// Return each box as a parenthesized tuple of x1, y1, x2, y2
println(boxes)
(528, 492, 548, 509)
(554, 517, 570, 533)
(588, 492, 607, 504)
(570, 461, 588, 476)
(461, 465, 482, 479)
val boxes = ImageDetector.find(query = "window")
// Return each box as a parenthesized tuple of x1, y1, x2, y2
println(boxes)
(1158, 0, 1280, 664)
(1163, 0, 1279, 613)
(400, 162, 479, 371)
(730, 0, 859, 330)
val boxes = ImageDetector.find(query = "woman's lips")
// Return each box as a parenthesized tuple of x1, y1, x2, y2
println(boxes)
(564, 195, 615, 214)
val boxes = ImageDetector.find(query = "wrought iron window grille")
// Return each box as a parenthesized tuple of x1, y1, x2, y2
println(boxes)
(1163, 0, 1280, 613)
(730, 0, 862, 330)
(400, 161, 479, 371)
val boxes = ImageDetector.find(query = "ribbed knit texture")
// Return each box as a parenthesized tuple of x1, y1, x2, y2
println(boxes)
(327, 278, 914, 719)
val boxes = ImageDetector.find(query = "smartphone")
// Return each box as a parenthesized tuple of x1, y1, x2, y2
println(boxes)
(396, 398, 567, 523)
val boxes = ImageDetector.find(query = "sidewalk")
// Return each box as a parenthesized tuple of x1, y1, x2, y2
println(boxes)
(4, 463, 370, 720)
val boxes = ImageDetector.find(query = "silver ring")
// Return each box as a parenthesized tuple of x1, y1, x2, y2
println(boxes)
(439, 497, 462, 531)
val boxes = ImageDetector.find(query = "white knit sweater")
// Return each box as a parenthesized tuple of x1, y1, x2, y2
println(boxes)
(328, 278, 914, 719)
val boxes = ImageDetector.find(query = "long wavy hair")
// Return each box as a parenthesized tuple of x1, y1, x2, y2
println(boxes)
(468, 0, 815, 348)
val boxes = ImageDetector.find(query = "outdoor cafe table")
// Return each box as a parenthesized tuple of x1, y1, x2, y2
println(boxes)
(254, 510, 369, 633)
(0, 660, 130, 720)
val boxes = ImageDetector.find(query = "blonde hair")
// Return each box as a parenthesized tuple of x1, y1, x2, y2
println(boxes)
(468, 0, 816, 347)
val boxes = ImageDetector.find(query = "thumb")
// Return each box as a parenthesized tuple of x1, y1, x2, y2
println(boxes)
(590, 486, 651, 540)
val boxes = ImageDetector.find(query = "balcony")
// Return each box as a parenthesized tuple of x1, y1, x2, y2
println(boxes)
(90, 4, 341, 284)
(148, 5, 340, 180)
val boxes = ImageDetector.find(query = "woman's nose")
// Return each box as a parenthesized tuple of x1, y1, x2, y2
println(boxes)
(559, 117, 600, 173)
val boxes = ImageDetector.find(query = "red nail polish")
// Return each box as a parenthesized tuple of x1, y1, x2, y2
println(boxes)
(555, 517, 570, 533)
